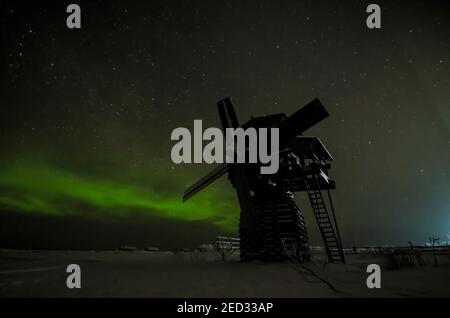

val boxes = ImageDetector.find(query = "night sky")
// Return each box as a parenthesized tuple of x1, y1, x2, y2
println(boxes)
(0, 0, 449, 250)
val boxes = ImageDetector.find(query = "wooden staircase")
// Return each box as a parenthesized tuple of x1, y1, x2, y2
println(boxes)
(305, 175, 345, 263)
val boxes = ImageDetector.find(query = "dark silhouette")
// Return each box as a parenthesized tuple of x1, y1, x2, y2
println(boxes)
(183, 97, 344, 263)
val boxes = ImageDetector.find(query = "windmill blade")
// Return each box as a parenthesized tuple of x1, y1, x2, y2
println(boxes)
(183, 98, 235, 203)
(223, 97, 240, 127)
(217, 96, 240, 129)
(278, 98, 329, 140)
(183, 163, 230, 202)
(217, 99, 230, 131)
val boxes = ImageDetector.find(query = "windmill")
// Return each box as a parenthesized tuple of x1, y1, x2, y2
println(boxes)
(183, 97, 345, 263)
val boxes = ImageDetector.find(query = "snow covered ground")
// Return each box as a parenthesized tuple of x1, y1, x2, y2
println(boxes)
(0, 249, 449, 297)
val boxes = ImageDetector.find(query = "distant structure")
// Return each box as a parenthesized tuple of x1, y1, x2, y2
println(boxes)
(183, 97, 345, 263)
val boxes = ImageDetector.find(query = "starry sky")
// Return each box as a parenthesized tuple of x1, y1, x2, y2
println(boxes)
(0, 0, 449, 250)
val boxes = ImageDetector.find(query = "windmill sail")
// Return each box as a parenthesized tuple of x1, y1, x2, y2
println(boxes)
(183, 163, 230, 202)
(278, 98, 329, 140)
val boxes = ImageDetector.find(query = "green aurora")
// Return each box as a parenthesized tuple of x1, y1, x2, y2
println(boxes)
(0, 161, 239, 231)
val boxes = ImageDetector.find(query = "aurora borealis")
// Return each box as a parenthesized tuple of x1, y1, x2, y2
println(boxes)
(0, 1, 449, 249)
(0, 160, 237, 228)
